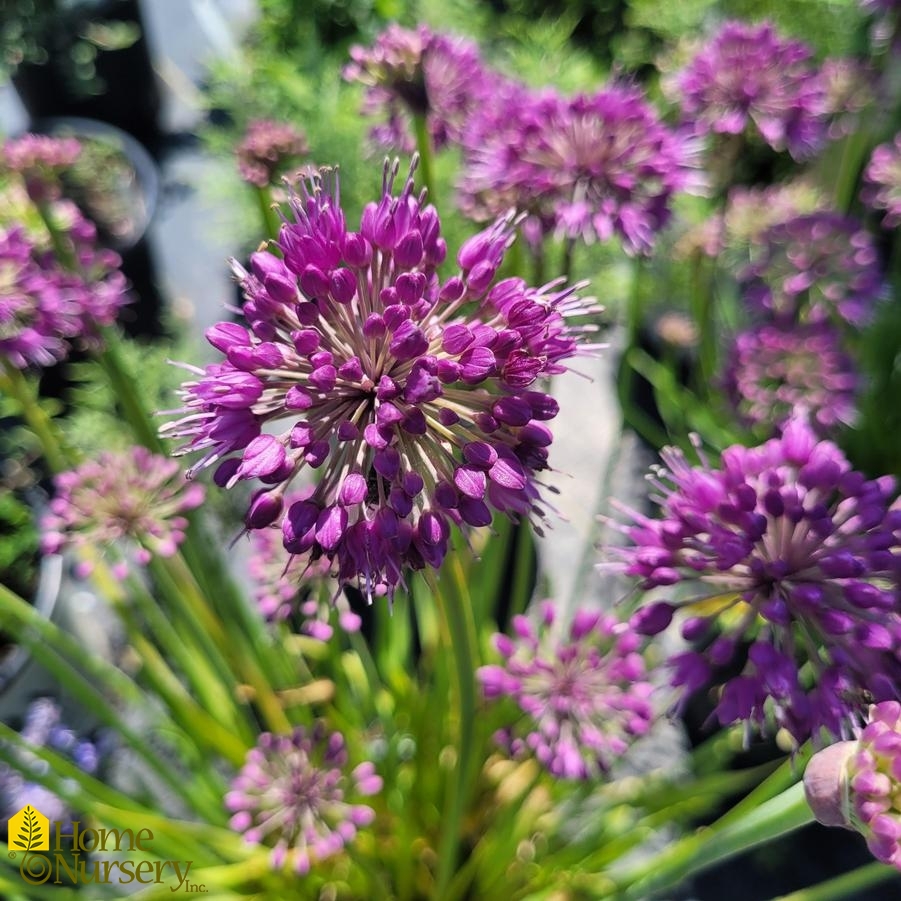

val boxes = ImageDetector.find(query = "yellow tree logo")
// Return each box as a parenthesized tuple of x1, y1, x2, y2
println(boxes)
(8, 806, 49, 852)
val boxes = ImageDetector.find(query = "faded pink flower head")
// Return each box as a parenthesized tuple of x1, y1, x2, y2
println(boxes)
(478, 601, 655, 779)
(225, 724, 382, 874)
(236, 120, 309, 188)
(3, 133, 81, 202)
(42, 447, 204, 574)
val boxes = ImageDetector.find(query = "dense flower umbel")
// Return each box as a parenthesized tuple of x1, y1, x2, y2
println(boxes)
(344, 24, 489, 153)
(805, 701, 901, 872)
(612, 420, 901, 743)
(41, 447, 204, 572)
(863, 134, 901, 228)
(478, 602, 655, 779)
(740, 212, 883, 327)
(459, 85, 700, 254)
(2, 134, 81, 202)
(162, 161, 595, 600)
(0, 221, 128, 369)
(225, 724, 382, 874)
(236, 120, 310, 189)
(668, 20, 828, 160)
(724, 323, 857, 437)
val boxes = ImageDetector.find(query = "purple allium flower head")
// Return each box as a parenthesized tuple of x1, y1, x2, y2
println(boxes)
(805, 701, 901, 872)
(236, 120, 310, 189)
(724, 323, 857, 437)
(41, 447, 204, 574)
(162, 160, 596, 602)
(611, 420, 901, 743)
(863, 134, 901, 227)
(460, 85, 701, 254)
(477, 601, 655, 779)
(2, 134, 81, 202)
(0, 698, 100, 829)
(819, 58, 875, 140)
(248, 492, 361, 637)
(0, 220, 128, 369)
(668, 20, 828, 160)
(225, 723, 382, 874)
(740, 212, 883, 327)
(344, 24, 489, 153)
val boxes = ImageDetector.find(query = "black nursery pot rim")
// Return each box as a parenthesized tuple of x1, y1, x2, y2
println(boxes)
(26, 116, 160, 249)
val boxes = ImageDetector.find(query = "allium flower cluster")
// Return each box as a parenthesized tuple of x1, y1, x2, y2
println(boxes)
(668, 20, 828, 160)
(41, 447, 204, 573)
(344, 24, 489, 153)
(2, 134, 81, 202)
(225, 724, 382, 874)
(614, 420, 901, 743)
(0, 221, 128, 369)
(1, 698, 100, 828)
(248, 495, 361, 638)
(477, 602, 655, 779)
(460, 85, 701, 254)
(163, 161, 594, 600)
(236, 120, 309, 188)
(805, 701, 901, 872)
(740, 213, 883, 327)
(819, 59, 874, 139)
(724, 323, 857, 437)
(863, 134, 901, 227)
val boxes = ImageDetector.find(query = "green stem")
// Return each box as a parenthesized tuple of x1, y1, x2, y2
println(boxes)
(412, 113, 436, 202)
(255, 184, 282, 242)
(0, 362, 75, 473)
(427, 555, 480, 899)
(772, 861, 898, 901)
(608, 782, 813, 900)
(561, 236, 576, 284)
(96, 332, 166, 453)
(35, 199, 78, 270)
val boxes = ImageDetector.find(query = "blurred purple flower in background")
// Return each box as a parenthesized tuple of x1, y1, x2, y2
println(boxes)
(163, 160, 596, 602)
(3, 134, 82, 203)
(612, 420, 901, 743)
(668, 20, 828, 159)
(225, 723, 382, 874)
(478, 601, 655, 779)
(863, 133, 901, 227)
(42, 447, 204, 573)
(0, 698, 100, 831)
(0, 220, 128, 369)
(724, 322, 857, 436)
(344, 24, 489, 153)
(739, 212, 883, 327)
(235, 119, 310, 188)
(460, 85, 701, 254)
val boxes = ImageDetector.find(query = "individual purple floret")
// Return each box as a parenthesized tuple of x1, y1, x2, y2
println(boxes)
(478, 601, 655, 779)
(41, 447, 204, 574)
(611, 419, 901, 744)
(739, 212, 883, 327)
(460, 85, 701, 254)
(0, 219, 128, 369)
(225, 723, 382, 874)
(1, 698, 100, 830)
(162, 159, 596, 602)
(344, 24, 489, 153)
(236, 120, 309, 189)
(2, 134, 82, 202)
(248, 494, 361, 638)
(668, 20, 828, 160)
(724, 323, 857, 436)
(805, 701, 901, 872)
(863, 134, 901, 227)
